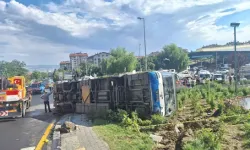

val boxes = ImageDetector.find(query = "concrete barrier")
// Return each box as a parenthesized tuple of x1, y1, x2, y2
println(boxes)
(75, 103, 109, 114)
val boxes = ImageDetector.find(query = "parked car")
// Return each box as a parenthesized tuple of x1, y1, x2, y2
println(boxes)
(212, 74, 223, 83)
(29, 82, 45, 94)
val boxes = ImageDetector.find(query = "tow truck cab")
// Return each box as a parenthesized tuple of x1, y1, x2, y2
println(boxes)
(0, 76, 32, 118)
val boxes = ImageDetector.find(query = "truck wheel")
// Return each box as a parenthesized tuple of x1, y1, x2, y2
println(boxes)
(22, 102, 26, 117)
(26, 101, 31, 109)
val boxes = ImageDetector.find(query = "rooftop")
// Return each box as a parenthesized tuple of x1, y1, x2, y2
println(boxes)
(197, 44, 250, 52)
(149, 51, 160, 56)
(69, 52, 88, 57)
(60, 61, 70, 64)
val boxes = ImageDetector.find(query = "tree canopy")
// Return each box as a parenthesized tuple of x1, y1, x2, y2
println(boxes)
(136, 56, 157, 71)
(103, 47, 137, 74)
(155, 44, 189, 72)
(31, 71, 48, 80)
(79, 62, 102, 76)
(0, 60, 28, 77)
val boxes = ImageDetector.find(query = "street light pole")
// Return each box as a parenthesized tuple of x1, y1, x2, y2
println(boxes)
(0, 56, 4, 90)
(230, 22, 240, 95)
(139, 43, 142, 71)
(137, 17, 147, 71)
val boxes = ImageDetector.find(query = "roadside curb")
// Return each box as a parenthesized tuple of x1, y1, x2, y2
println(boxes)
(35, 119, 56, 150)
(52, 124, 61, 150)
(51, 114, 72, 150)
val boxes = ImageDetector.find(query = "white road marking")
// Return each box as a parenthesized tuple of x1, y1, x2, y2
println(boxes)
(20, 146, 35, 150)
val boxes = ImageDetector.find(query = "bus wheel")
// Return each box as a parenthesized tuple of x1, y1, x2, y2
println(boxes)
(22, 102, 26, 117)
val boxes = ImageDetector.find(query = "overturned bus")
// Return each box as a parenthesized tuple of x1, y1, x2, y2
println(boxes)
(53, 71, 177, 116)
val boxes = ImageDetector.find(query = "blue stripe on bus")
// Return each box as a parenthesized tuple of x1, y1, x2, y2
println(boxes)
(149, 72, 161, 113)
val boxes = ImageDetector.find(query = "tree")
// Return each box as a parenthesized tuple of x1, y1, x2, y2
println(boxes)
(136, 56, 156, 71)
(228, 52, 249, 74)
(0, 60, 28, 77)
(31, 71, 41, 80)
(30, 71, 48, 80)
(155, 44, 189, 72)
(52, 69, 60, 82)
(79, 62, 102, 76)
(104, 47, 137, 74)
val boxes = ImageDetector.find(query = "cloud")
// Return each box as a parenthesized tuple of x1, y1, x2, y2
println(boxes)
(0, 0, 250, 65)
(185, 0, 250, 43)
(4, 0, 108, 37)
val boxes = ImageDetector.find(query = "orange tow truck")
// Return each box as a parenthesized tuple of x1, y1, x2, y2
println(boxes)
(0, 76, 32, 118)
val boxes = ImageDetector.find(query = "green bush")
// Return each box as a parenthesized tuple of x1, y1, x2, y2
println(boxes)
(224, 105, 248, 116)
(220, 113, 250, 125)
(106, 109, 128, 123)
(243, 123, 250, 148)
(228, 86, 235, 94)
(151, 114, 166, 125)
(183, 128, 221, 150)
(138, 119, 152, 126)
(238, 91, 244, 97)
(121, 112, 140, 132)
(117, 109, 129, 122)
(242, 87, 250, 96)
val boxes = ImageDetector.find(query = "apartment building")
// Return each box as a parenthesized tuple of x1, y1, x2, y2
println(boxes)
(69, 52, 88, 70)
(59, 61, 71, 70)
(87, 52, 110, 66)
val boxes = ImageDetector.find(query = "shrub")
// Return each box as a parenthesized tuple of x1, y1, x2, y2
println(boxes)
(121, 112, 140, 132)
(238, 91, 244, 97)
(183, 128, 221, 150)
(151, 114, 166, 125)
(228, 86, 235, 94)
(243, 123, 250, 148)
(201, 89, 207, 99)
(117, 109, 128, 122)
(106, 109, 118, 122)
(138, 119, 152, 126)
(242, 87, 250, 96)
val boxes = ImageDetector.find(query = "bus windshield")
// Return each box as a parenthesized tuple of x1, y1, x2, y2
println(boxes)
(200, 74, 210, 79)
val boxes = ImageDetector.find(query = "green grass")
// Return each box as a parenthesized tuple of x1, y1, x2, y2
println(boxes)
(93, 119, 154, 150)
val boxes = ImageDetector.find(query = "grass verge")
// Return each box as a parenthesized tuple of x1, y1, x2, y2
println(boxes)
(93, 119, 154, 150)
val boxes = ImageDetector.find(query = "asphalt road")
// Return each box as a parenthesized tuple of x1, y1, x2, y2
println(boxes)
(0, 94, 57, 150)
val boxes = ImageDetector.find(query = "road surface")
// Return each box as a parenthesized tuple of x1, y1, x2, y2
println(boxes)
(0, 94, 57, 150)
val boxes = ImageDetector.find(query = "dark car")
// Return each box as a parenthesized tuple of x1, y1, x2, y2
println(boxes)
(29, 82, 45, 94)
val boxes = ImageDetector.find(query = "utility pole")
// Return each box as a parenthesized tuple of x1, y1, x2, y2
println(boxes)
(139, 43, 142, 71)
(137, 17, 147, 71)
(215, 52, 217, 70)
(230, 22, 240, 95)
(0, 56, 4, 90)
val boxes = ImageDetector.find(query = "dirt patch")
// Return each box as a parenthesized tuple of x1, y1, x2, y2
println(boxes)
(153, 118, 221, 150)
(222, 124, 245, 150)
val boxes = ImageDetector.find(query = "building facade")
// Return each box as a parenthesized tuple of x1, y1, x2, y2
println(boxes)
(59, 61, 71, 70)
(87, 52, 110, 66)
(69, 53, 88, 70)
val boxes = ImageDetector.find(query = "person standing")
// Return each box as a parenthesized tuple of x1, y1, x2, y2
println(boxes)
(229, 75, 232, 85)
(40, 91, 52, 113)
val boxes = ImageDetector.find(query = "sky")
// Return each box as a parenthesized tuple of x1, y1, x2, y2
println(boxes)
(0, 0, 250, 65)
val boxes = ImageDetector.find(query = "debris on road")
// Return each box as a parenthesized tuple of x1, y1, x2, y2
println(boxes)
(58, 121, 77, 133)
(52, 114, 109, 150)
